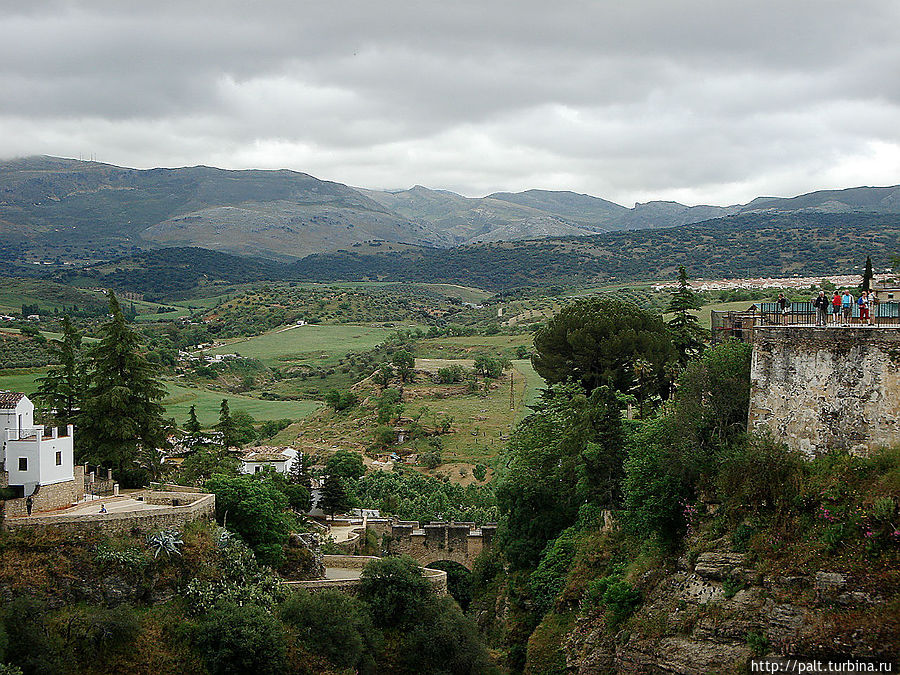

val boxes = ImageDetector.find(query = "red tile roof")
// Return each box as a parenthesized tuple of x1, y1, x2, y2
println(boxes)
(0, 392, 26, 409)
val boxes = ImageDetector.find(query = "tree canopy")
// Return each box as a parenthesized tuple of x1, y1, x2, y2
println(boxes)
(532, 296, 677, 398)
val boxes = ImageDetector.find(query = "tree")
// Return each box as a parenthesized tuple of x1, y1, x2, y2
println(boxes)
(77, 293, 167, 473)
(216, 399, 236, 449)
(861, 256, 874, 292)
(230, 409, 258, 446)
(325, 450, 366, 481)
(532, 296, 677, 398)
(205, 474, 289, 566)
(279, 591, 381, 672)
(666, 265, 705, 364)
(34, 315, 84, 428)
(325, 389, 358, 411)
(392, 350, 415, 383)
(320, 473, 351, 519)
(358, 555, 433, 628)
(474, 354, 504, 379)
(194, 603, 286, 675)
(185, 405, 201, 435)
(496, 382, 625, 569)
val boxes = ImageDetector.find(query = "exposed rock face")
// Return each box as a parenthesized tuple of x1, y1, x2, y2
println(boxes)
(286, 532, 325, 580)
(748, 327, 900, 456)
(564, 543, 895, 674)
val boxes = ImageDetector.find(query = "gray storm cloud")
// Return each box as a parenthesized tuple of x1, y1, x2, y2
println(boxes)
(0, 0, 898, 205)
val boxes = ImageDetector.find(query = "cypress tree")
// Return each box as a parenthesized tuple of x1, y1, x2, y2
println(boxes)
(320, 473, 351, 520)
(77, 292, 167, 472)
(666, 265, 705, 365)
(861, 256, 874, 292)
(35, 315, 84, 428)
(216, 399, 236, 449)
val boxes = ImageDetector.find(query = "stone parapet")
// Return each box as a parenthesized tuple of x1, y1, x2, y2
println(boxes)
(3, 492, 215, 534)
(749, 326, 900, 455)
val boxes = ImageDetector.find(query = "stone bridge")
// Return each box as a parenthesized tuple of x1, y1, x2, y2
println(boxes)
(384, 521, 497, 570)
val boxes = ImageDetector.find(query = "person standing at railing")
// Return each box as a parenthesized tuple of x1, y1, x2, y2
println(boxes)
(858, 291, 871, 325)
(813, 291, 828, 327)
(831, 291, 842, 324)
(841, 290, 855, 326)
(777, 293, 788, 324)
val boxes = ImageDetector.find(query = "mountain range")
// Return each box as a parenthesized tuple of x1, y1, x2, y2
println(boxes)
(2, 155, 899, 261)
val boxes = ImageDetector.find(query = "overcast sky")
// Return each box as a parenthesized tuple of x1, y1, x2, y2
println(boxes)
(1, 0, 898, 206)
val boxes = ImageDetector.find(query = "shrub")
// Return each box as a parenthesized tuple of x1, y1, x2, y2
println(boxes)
(722, 575, 745, 599)
(204, 474, 289, 566)
(147, 528, 183, 558)
(358, 556, 433, 628)
(397, 596, 491, 675)
(746, 630, 770, 656)
(717, 436, 805, 521)
(421, 449, 442, 469)
(194, 603, 286, 675)
(530, 527, 578, 615)
(473, 464, 487, 481)
(280, 591, 381, 672)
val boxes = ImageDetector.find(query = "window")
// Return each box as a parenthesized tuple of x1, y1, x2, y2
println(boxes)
(56, 451, 62, 466)
(18, 457, 27, 471)
(254, 466, 261, 473)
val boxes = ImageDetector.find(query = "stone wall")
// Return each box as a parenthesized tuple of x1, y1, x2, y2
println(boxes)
(283, 555, 448, 595)
(1, 465, 85, 518)
(749, 327, 900, 456)
(387, 521, 497, 569)
(3, 492, 215, 534)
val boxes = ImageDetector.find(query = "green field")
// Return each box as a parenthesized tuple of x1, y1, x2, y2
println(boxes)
(0, 369, 320, 427)
(0, 369, 43, 396)
(415, 334, 533, 360)
(512, 359, 546, 416)
(161, 382, 321, 427)
(207, 324, 407, 366)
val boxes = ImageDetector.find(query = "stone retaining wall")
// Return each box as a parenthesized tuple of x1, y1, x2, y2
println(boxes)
(2, 492, 215, 534)
(1, 466, 85, 518)
(749, 327, 900, 455)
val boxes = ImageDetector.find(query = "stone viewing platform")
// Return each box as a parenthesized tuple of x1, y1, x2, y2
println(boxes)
(748, 325, 900, 456)
(2, 490, 215, 534)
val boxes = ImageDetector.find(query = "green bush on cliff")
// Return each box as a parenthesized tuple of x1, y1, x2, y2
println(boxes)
(194, 603, 286, 675)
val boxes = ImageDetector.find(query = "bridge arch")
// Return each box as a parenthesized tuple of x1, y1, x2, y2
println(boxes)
(385, 521, 497, 571)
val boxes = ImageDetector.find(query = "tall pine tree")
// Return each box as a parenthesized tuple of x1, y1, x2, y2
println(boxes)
(35, 315, 84, 428)
(78, 293, 167, 473)
(666, 266, 705, 365)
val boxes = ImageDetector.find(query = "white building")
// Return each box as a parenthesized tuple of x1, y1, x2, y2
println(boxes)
(239, 447, 299, 475)
(1, 393, 75, 499)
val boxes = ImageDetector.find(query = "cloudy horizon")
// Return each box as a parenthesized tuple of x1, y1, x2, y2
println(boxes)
(1, 0, 899, 207)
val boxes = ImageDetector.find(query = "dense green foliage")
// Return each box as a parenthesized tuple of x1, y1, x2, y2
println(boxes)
(204, 474, 290, 566)
(77, 293, 167, 475)
(496, 383, 625, 569)
(354, 468, 497, 524)
(34, 316, 84, 428)
(194, 603, 286, 675)
(532, 296, 676, 397)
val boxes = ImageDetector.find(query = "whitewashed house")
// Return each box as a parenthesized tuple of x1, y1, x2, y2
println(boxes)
(1, 393, 77, 508)
(239, 447, 299, 475)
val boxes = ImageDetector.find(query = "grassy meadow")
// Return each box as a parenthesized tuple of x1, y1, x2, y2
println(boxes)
(0, 368, 319, 428)
(206, 323, 407, 367)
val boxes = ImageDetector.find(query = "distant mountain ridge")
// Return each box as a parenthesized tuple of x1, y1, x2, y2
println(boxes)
(1, 155, 898, 261)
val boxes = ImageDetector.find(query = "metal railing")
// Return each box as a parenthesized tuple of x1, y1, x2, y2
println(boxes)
(711, 301, 900, 343)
